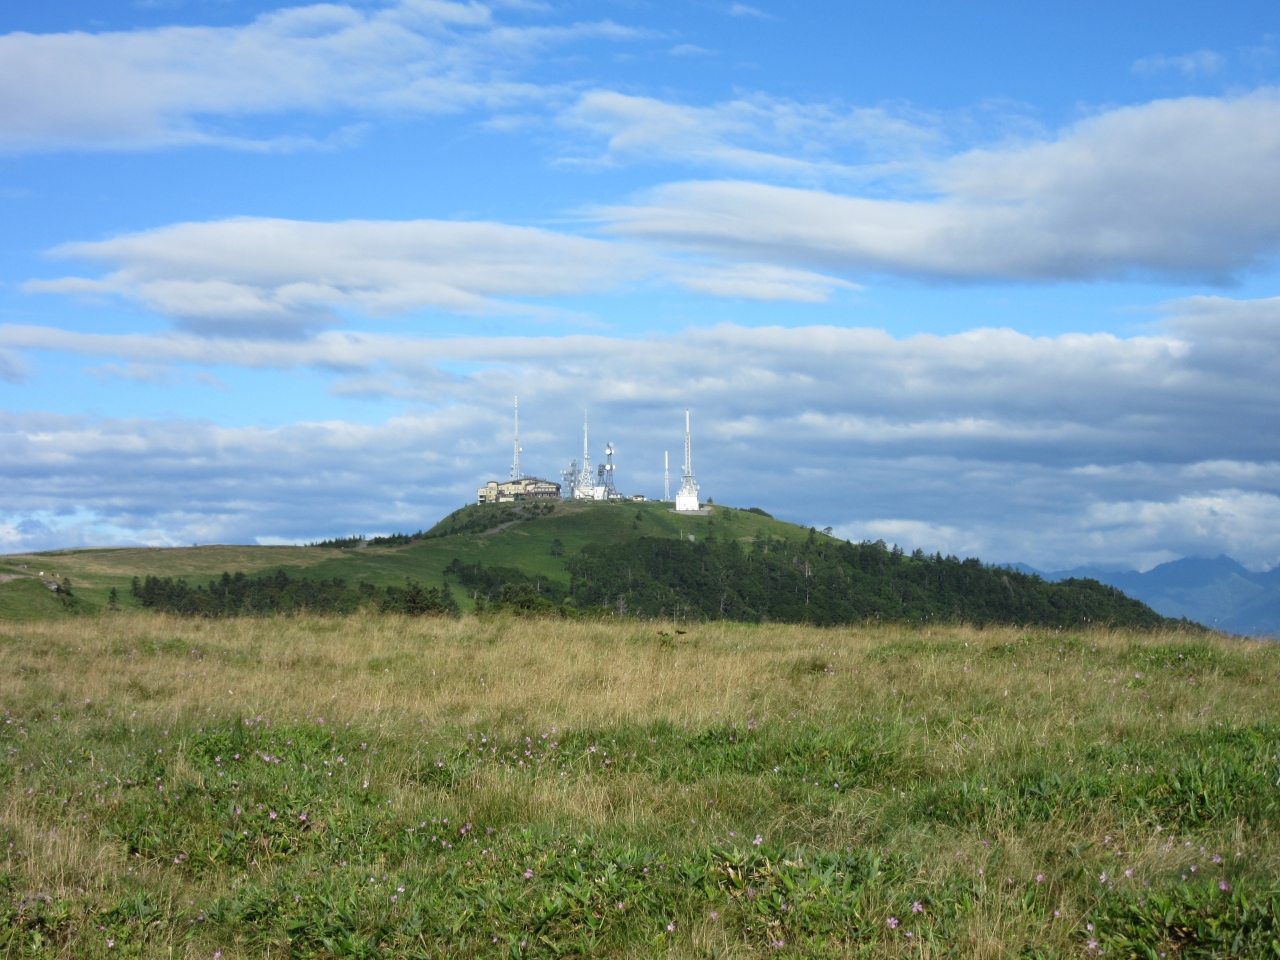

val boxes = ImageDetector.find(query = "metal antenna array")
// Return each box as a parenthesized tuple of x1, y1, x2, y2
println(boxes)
(598, 443, 617, 498)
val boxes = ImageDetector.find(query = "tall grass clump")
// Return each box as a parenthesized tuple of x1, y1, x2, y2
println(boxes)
(1, 615, 1277, 957)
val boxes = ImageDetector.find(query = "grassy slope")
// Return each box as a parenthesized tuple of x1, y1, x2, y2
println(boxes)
(0, 502, 808, 617)
(0, 577, 90, 620)
(1, 616, 1275, 958)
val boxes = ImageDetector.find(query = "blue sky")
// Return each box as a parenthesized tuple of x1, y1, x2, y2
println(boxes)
(2, 0, 1280, 570)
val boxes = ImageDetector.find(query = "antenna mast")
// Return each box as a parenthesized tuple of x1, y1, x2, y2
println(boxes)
(573, 410, 596, 498)
(683, 409, 692, 480)
(601, 443, 617, 498)
(510, 396, 521, 481)
(674, 408, 701, 512)
(664, 451, 670, 501)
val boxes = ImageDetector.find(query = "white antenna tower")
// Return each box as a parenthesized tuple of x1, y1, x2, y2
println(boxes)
(683, 409, 693, 481)
(510, 396, 522, 481)
(675, 409, 701, 512)
(664, 451, 670, 501)
(574, 411, 596, 498)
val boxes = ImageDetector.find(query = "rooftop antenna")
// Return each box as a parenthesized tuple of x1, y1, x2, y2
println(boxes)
(664, 451, 670, 502)
(510, 396, 522, 481)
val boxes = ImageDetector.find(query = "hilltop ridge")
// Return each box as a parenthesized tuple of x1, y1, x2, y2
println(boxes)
(0, 501, 1191, 630)
(0, 501, 801, 619)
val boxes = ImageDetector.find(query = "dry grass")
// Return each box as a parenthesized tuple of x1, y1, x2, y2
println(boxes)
(3, 614, 1267, 730)
(1, 615, 1277, 958)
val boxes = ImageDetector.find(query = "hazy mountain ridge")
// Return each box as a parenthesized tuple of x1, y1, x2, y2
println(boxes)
(1010, 556, 1280, 637)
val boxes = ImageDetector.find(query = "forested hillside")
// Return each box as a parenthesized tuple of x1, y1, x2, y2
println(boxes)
(564, 534, 1178, 628)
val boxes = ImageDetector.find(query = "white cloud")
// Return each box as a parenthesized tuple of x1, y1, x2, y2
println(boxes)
(560, 90, 937, 175)
(673, 263, 858, 301)
(1085, 491, 1280, 563)
(4, 295, 1280, 566)
(599, 90, 1280, 281)
(1132, 50, 1224, 77)
(28, 214, 863, 332)
(28, 217, 652, 336)
(728, 4, 772, 19)
(0, 1, 644, 152)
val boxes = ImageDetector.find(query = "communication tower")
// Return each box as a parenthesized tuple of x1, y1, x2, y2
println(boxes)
(598, 442, 618, 498)
(674, 409, 701, 512)
(664, 451, 670, 502)
(510, 396, 522, 481)
(573, 412, 597, 499)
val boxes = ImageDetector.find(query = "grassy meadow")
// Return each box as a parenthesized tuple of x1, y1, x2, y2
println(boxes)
(2, 614, 1278, 958)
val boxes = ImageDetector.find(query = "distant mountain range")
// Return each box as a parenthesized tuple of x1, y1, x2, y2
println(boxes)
(1008, 556, 1280, 638)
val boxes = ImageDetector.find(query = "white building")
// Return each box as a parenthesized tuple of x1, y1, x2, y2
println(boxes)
(674, 409, 702, 512)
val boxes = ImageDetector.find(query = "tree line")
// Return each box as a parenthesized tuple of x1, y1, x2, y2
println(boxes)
(129, 569, 458, 617)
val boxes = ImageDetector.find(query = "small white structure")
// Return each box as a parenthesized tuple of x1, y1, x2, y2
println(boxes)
(674, 409, 701, 512)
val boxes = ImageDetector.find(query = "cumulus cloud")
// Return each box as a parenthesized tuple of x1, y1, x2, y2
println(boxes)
(0, 0, 644, 152)
(28, 217, 652, 336)
(600, 90, 1280, 282)
(3, 295, 1280, 567)
(0, 408, 488, 550)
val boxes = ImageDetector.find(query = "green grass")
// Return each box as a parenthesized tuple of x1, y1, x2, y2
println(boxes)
(1, 615, 1277, 958)
(0, 502, 815, 619)
(0, 577, 96, 621)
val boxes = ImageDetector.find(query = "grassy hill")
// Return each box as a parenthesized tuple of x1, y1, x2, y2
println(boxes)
(0, 501, 1186, 629)
(0, 501, 814, 619)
